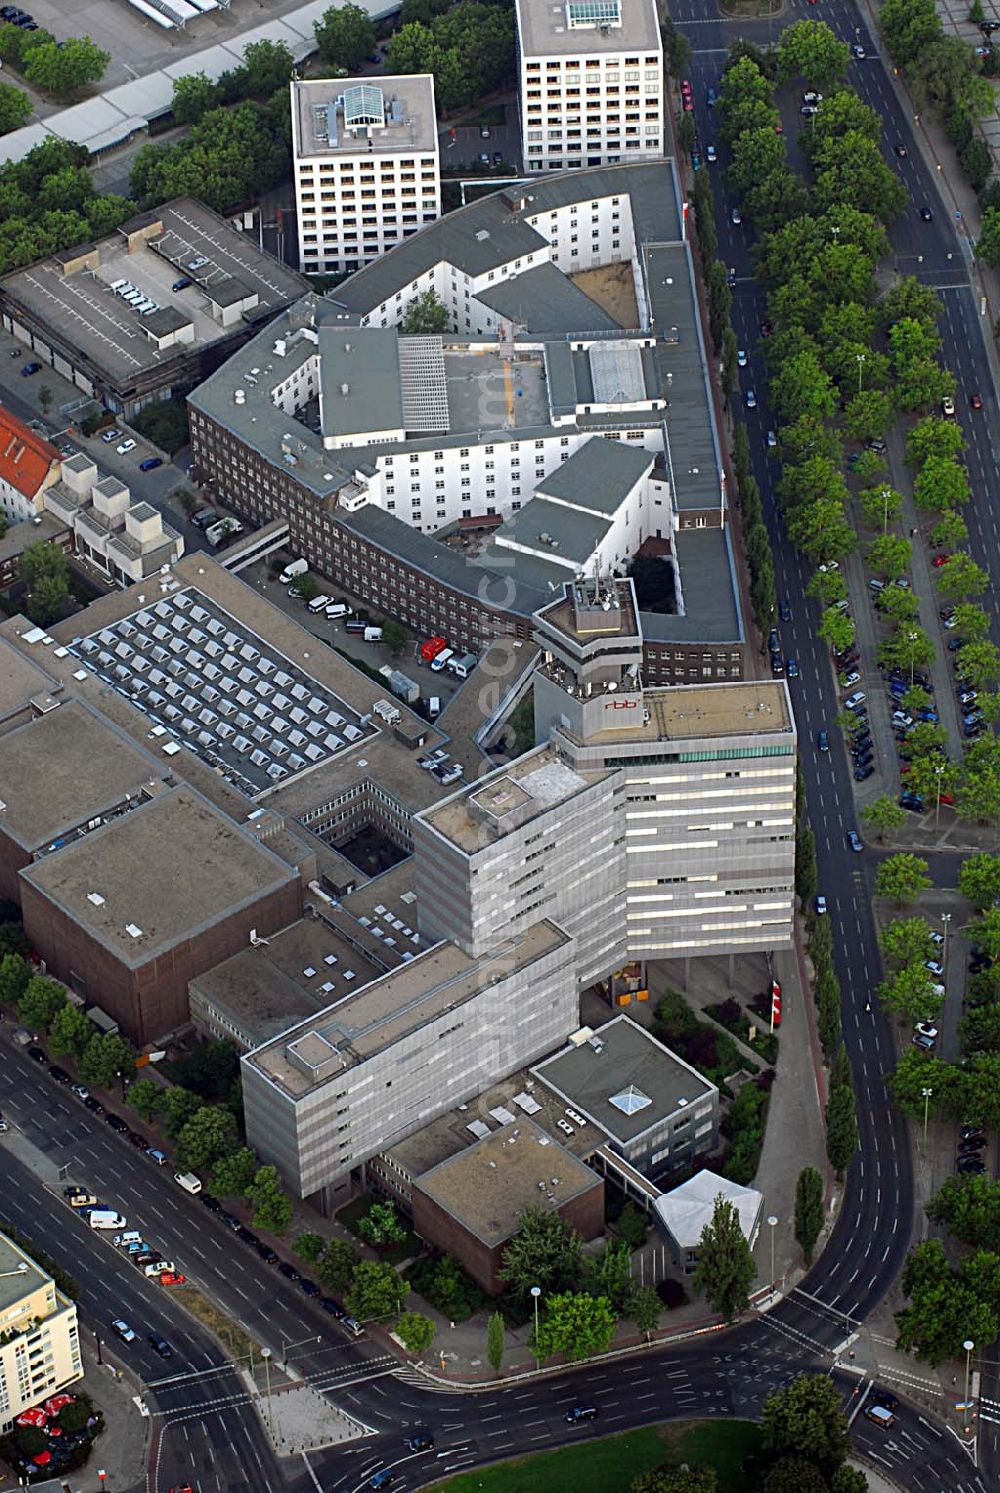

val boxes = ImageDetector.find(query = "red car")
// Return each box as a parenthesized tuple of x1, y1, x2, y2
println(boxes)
(169, 1486, 194, 1493)
(932, 553, 952, 567)
(682, 94, 694, 111)
(160, 1272, 187, 1286)
(970, 392, 983, 409)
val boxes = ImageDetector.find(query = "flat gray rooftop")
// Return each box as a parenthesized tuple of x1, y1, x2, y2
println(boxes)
(21, 784, 297, 965)
(0, 633, 61, 730)
(515, 0, 661, 58)
(0, 699, 163, 853)
(414, 1119, 600, 1247)
(475, 261, 619, 335)
(532, 1014, 717, 1143)
(249, 920, 569, 1095)
(293, 75, 438, 160)
(191, 913, 384, 1049)
(0, 1230, 49, 1317)
(1, 197, 308, 383)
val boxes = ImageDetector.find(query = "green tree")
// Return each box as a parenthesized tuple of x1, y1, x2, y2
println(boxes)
(237, 38, 295, 99)
(879, 963, 942, 1022)
(896, 1239, 997, 1365)
(486, 1309, 505, 1373)
(211, 1145, 258, 1198)
(78, 1031, 136, 1090)
(972, 906, 1000, 960)
(959, 852, 1000, 910)
(18, 540, 69, 626)
(844, 390, 892, 443)
(867, 532, 911, 579)
(930, 508, 968, 549)
(246, 1164, 293, 1235)
(159, 1085, 203, 1138)
(936, 551, 989, 600)
(535, 1290, 616, 1362)
(401, 290, 450, 334)
(317, 1238, 359, 1294)
(927, 1174, 1000, 1247)
(794, 1167, 825, 1266)
(126, 1077, 164, 1123)
(787, 498, 857, 565)
(0, 81, 30, 136)
(830, 1468, 870, 1493)
(46, 1001, 92, 1062)
(906, 414, 966, 465)
(877, 585, 921, 626)
(17, 973, 66, 1030)
(381, 620, 407, 656)
(582, 1238, 632, 1313)
(660, 16, 692, 76)
(826, 1078, 858, 1180)
(23, 36, 109, 100)
(168, 1038, 239, 1101)
(952, 603, 991, 643)
(395, 1310, 436, 1353)
(913, 455, 970, 512)
(955, 639, 1000, 690)
(0, 952, 29, 1008)
(171, 71, 218, 125)
(346, 1259, 406, 1320)
(499, 1206, 583, 1303)
(808, 567, 848, 607)
(174, 1106, 238, 1172)
(862, 795, 906, 843)
(357, 1200, 407, 1247)
(875, 854, 932, 905)
(624, 1282, 662, 1337)
(315, 2, 376, 71)
(692, 1195, 755, 1321)
(777, 19, 850, 85)
(761, 1373, 848, 1472)
(976, 204, 1000, 266)
(880, 916, 935, 969)
(294, 1232, 326, 1264)
(877, 625, 935, 677)
(770, 350, 836, 424)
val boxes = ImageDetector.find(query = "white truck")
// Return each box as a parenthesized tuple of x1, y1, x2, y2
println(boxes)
(88, 1210, 127, 1230)
(279, 557, 308, 585)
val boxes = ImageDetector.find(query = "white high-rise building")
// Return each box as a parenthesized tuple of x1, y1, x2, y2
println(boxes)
(291, 75, 441, 275)
(514, 0, 663, 173)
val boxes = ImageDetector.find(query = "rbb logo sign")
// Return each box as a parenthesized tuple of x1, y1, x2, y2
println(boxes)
(603, 699, 638, 710)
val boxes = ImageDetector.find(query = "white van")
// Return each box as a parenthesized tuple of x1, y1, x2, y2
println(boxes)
(308, 594, 333, 614)
(430, 648, 454, 673)
(173, 1171, 202, 1195)
(88, 1210, 127, 1230)
(279, 558, 308, 585)
(428, 695, 441, 719)
(326, 602, 352, 620)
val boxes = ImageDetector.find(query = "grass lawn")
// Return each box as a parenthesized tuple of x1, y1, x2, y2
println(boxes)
(428, 1420, 761, 1493)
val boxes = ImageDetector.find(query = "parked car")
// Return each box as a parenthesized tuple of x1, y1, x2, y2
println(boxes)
(846, 830, 864, 852)
(111, 1319, 136, 1343)
(116, 439, 136, 455)
(20, 361, 41, 376)
(139, 457, 162, 472)
(912, 1031, 936, 1050)
(814, 895, 827, 915)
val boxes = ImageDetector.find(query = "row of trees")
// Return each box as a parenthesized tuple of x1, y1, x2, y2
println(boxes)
(0, 23, 107, 102)
(1, 959, 137, 1088)
(315, 0, 515, 116)
(130, 98, 290, 217)
(170, 38, 297, 126)
(0, 136, 133, 276)
(879, 0, 1000, 268)
(15, 539, 71, 627)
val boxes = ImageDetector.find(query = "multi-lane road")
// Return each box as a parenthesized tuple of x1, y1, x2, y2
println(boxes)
(3, 6, 999, 1491)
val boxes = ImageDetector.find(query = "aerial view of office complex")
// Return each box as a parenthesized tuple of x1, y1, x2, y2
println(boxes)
(0, 0, 996, 1488)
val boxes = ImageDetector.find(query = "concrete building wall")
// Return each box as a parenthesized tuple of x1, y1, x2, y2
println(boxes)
(559, 727, 797, 957)
(19, 876, 302, 1046)
(412, 770, 629, 983)
(242, 937, 578, 1203)
(409, 1170, 605, 1294)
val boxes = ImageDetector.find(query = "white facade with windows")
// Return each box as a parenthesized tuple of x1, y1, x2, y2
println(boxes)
(0, 1231, 82, 1433)
(291, 76, 441, 274)
(515, 0, 663, 173)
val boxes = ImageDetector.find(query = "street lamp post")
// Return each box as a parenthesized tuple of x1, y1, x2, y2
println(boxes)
(907, 630, 919, 685)
(941, 912, 952, 971)
(530, 1285, 542, 1356)
(856, 353, 866, 394)
(963, 1338, 975, 1433)
(766, 1215, 778, 1293)
(260, 1347, 274, 1439)
(921, 1086, 933, 1147)
(881, 485, 892, 535)
(280, 1332, 321, 1370)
